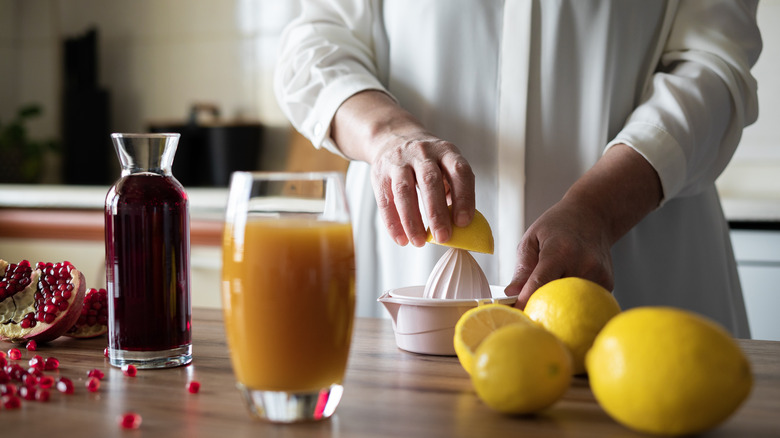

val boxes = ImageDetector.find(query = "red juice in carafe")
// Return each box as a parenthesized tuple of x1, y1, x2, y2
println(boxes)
(105, 174, 191, 350)
(105, 133, 192, 369)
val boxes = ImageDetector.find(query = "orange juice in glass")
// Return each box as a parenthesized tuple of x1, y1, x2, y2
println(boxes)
(221, 172, 355, 423)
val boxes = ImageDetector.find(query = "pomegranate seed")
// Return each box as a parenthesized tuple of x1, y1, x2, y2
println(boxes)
(0, 356, 6, 368)
(19, 384, 37, 400)
(2, 394, 21, 409)
(122, 364, 137, 377)
(44, 357, 60, 371)
(29, 355, 45, 369)
(25, 340, 37, 351)
(37, 375, 55, 389)
(88, 368, 105, 380)
(86, 376, 101, 392)
(35, 388, 50, 402)
(0, 351, 6, 359)
(1, 383, 17, 396)
(7, 363, 26, 381)
(187, 381, 200, 394)
(22, 373, 37, 386)
(0, 370, 8, 384)
(104, 347, 109, 358)
(27, 366, 43, 378)
(8, 348, 21, 361)
(56, 377, 74, 394)
(119, 412, 142, 429)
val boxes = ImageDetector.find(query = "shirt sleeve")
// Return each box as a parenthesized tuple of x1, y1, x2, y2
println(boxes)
(605, 0, 762, 202)
(273, 0, 390, 158)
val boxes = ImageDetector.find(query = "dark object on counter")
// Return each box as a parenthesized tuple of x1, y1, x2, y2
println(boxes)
(61, 28, 112, 185)
(149, 104, 262, 187)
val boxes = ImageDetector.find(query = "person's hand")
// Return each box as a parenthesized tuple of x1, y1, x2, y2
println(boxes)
(504, 143, 663, 308)
(505, 197, 614, 309)
(369, 131, 475, 247)
(332, 91, 475, 246)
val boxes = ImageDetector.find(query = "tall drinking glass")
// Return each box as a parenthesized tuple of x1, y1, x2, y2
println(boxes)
(221, 172, 355, 423)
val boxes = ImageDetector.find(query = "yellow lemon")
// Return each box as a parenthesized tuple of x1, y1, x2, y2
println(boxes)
(426, 207, 494, 254)
(523, 277, 621, 375)
(472, 323, 573, 414)
(586, 307, 753, 436)
(453, 303, 532, 375)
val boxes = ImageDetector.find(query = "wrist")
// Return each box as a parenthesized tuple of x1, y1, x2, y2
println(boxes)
(332, 90, 427, 164)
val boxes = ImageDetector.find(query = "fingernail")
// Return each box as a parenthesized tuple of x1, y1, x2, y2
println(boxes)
(411, 235, 426, 247)
(455, 211, 470, 228)
(434, 228, 449, 243)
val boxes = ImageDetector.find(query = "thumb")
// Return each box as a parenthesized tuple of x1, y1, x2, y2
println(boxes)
(505, 239, 539, 309)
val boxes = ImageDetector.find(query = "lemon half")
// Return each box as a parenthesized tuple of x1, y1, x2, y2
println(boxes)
(453, 303, 532, 375)
(426, 207, 494, 254)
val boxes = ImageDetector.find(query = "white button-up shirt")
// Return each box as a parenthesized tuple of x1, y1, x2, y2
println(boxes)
(275, 0, 760, 337)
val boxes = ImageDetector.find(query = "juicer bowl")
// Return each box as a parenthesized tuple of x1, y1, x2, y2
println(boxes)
(377, 285, 517, 356)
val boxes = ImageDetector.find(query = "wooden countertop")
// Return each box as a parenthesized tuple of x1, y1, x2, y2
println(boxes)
(2, 308, 779, 437)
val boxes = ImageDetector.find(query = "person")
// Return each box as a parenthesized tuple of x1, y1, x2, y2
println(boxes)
(274, 0, 761, 336)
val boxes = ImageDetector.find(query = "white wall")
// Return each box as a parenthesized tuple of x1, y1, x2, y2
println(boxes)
(737, 1, 780, 160)
(0, 0, 299, 173)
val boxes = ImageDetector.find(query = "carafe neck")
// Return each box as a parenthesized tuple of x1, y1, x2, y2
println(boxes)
(111, 133, 180, 176)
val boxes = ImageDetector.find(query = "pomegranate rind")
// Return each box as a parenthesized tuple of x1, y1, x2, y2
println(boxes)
(0, 260, 87, 343)
(65, 324, 108, 339)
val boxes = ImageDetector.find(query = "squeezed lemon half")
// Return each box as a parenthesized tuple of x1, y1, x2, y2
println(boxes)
(425, 207, 494, 254)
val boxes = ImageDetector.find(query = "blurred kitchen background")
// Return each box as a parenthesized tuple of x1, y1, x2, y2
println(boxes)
(0, 1, 779, 335)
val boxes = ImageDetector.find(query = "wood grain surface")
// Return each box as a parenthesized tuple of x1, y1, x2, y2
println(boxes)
(1, 308, 778, 438)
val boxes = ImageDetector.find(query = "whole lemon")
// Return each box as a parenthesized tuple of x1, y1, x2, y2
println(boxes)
(472, 323, 572, 414)
(524, 277, 621, 374)
(586, 306, 752, 436)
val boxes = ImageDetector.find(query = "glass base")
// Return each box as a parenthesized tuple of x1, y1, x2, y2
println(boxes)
(109, 344, 192, 369)
(238, 383, 344, 423)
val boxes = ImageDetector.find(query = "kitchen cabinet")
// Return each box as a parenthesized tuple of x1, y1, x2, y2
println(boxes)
(731, 229, 780, 341)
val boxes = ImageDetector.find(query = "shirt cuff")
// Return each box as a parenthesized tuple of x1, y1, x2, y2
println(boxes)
(605, 122, 687, 205)
(304, 74, 390, 158)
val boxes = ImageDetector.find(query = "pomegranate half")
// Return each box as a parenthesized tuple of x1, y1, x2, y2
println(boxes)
(65, 288, 108, 338)
(0, 260, 87, 343)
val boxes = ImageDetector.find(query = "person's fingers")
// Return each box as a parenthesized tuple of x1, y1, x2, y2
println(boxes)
(390, 165, 427, 247)
(440, 151, 475, 227)
(415, 158, 450, 244)
(371, 169, 409, 246)
(370, 134, 473, 247)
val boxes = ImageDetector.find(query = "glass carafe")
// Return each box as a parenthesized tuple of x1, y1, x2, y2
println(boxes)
(105, 133, 192, 369)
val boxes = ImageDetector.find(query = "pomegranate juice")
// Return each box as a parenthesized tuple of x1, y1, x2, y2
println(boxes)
(105, 173, 192, 352)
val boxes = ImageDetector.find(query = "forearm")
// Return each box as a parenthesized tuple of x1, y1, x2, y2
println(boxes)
(564, 144, 663, 245)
